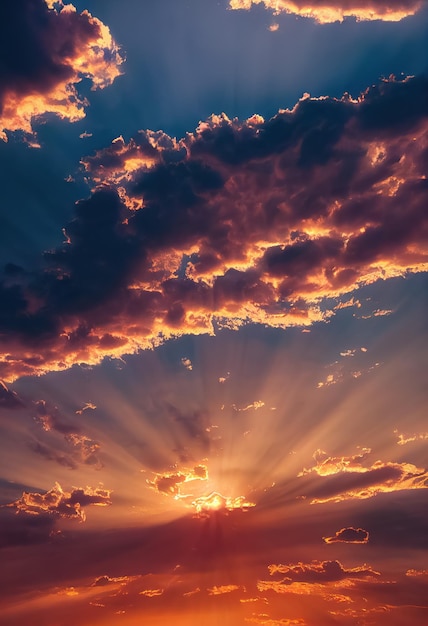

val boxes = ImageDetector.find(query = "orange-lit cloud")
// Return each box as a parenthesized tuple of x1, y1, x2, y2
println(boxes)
(207, 584, 243, 595)
(139, 588, 164, 597)
(0, 0, 123, 140)
(395, 430, 428, 445)
(6, 482, 111, 521)
(2, 76, 428, 381)
(192, 491, 256, 514)
(299, 449, 428, 503)
(246, 616, 306, 626)
(323, 526, 369, 543)
(267, 559, 379, 582)
(228, 0, 424, 23)
(147, 464, 208, 496)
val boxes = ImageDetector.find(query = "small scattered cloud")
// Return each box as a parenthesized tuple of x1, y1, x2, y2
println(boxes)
(92, 575, 130, 587)
(323, 527, 369, 544)
(181, 357, 193, 371)
(139, 588, 164, 597)
(246, 616, 306, 626)
(75, 402, 97, 415)
(207, 584, 243, 595)
(395, 430, 428, 445)
(233, 400, 265, 412)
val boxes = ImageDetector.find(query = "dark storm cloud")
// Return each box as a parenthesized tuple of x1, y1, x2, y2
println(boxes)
(1, 75, 428, 380)
(0, 0, 123, 139)
(229, 0, 426, 23)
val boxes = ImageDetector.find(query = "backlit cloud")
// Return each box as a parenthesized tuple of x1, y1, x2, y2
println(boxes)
(0, 0, 123, 140)
(6, 482, 111, 521)
(1, 76, 428, 381)
(228, 0, 425, 23)
(267, 559, 379, 582)
(147, 464, 208, 497)
(299, 449, 428, 503)
(323, 527, 369, 543)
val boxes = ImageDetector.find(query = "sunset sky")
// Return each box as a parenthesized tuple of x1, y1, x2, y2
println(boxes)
(1, 1, 428, 625)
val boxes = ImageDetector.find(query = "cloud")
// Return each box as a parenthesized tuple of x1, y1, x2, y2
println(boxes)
(0, 0, 123, 139)
(33, 399, 103, 469)
(0, 380, 24, 409)
(31, 441, 77, 469)
(228, 0, 425, 23)
(147, 464, 208, 497)
(323, 527, 369, 544)
(246, 617, 306, 626)
(34, 399, 77, 434)
(299, 449, 428, 503)
(267, 559, 379, 583)
(395, 430, 428, 445)
(192, 491, 256, 514)
(6, 482, 111, 521)
(232, 400, 265, 411)
(207, 584, 243, 595)
(2, 76, 428, 381)
(92, 575, 130, 587)
(139, 588, 164, 597)
(181, 356, 193, 370)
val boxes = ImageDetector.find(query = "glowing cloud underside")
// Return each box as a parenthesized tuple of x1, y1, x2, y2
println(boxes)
(0, 0, 123, 140)
(1, 76, 428, 380)
(229, 0, 425, 23)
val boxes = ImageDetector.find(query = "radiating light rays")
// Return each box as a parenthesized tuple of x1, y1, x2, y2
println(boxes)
(5, 274, 426, 533)
(1, 276, 426, 626)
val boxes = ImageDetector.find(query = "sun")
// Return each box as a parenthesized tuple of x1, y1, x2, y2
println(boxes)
(192, 492, 256, 515)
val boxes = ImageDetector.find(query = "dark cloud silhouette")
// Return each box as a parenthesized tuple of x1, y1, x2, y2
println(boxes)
(0, 380, 24, 409)
(1, 76, 428, 380)
(324, 526, 369, 543)
(0, 0, 123, 139)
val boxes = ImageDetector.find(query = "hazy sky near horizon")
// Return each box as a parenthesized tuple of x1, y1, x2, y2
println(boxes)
(1, 1, 428, 624)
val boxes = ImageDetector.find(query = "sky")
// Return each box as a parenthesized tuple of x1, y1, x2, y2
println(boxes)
(0, 1, 427, 624)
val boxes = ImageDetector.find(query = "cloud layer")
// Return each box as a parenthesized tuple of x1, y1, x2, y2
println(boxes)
(229, 0, 426, 23)
(1, 75, 428, 380)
